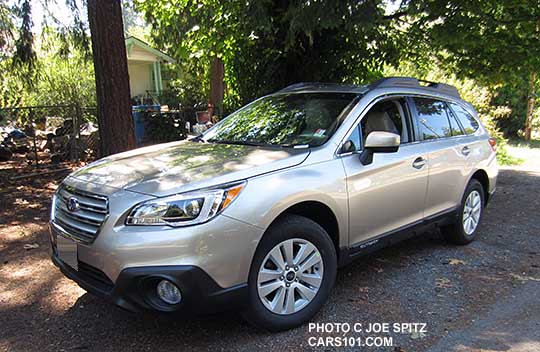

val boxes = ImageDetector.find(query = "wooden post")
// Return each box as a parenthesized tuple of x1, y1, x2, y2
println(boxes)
(209, 56, 224, 117)
(30, 108, 38, 168)
(524, 71, 537, 141)
(71, 104, 82, 162)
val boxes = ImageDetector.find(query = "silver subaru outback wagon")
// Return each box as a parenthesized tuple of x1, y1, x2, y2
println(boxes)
(50, 77, 497, 330)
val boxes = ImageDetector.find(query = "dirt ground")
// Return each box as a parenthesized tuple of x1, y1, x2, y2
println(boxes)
(1, 152, 539, 352)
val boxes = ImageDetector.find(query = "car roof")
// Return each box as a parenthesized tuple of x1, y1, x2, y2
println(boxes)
(278, 77, 462, 100)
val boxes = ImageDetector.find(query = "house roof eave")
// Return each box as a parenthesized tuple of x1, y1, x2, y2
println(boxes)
(125, 36, 176, 64)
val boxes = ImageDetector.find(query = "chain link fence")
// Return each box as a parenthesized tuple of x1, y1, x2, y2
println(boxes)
(0, 105, 192, 168)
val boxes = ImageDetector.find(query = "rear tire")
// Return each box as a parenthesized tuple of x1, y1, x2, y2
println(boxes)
(242, 214, 337, 331)
(441, 179, 485, 245)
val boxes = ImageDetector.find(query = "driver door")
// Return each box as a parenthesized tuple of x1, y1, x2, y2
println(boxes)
(340, 97, 429, 246)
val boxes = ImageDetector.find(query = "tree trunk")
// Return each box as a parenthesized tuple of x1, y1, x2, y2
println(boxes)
(209, 56, 224, 117)
(87, 0, 135, 156)
(524, 71, 537, 141)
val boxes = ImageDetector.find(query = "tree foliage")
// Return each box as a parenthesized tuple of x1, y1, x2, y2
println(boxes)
(403, 0, 540, 139)
(0, 0, 15, 56)
(404, 0, 539, 81)
(0, 27, 95, 109)
(3, 0, 540, 146)
(135, 0, 408, 110)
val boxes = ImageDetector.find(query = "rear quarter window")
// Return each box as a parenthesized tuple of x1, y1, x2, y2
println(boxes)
(449, 103, 479, 134)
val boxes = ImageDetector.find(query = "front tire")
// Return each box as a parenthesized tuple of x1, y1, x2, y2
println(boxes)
(242, 215, 337, 331)
(441, 179, 485, 245)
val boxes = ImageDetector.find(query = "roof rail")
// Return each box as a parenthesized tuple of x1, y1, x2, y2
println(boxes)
(278, 82, 367, 93)
(279, 82, 318, 92)
(369, 77, 460, 98)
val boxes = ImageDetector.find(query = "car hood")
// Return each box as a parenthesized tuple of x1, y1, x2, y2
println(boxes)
(69, 140, 309, 196)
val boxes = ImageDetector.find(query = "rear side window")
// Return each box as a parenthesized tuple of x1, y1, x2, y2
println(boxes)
(413, 98, 453, 140)
(449, 103, 479, 134)
(447, 113, 465, 136)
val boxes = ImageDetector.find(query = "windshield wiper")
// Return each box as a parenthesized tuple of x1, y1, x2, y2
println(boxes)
(280, 143, 310, 149)
(189, 134, 206, 143)
(208, 139, 311, 149)
(208, 139, 275, 147)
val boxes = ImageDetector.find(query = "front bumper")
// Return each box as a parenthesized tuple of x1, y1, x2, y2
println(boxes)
(51, 252, 247, 313)
(54, 176, 265, 289)
(49, 177, 263, 313)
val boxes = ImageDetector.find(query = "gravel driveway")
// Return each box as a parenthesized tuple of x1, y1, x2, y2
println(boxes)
(1, 154, 539, 352)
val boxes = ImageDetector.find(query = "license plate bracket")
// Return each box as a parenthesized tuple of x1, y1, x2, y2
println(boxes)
(57, 234, 78, 271)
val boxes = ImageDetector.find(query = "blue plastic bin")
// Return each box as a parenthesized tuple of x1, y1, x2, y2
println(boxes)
(132, 105, 160, 145)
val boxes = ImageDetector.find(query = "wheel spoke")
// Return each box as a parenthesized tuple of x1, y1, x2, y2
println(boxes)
(282, 240, 294, 267)
(293, 242, 315, 266)
(258, 268, 282, 283)
(259, 280, 282, 297)
(284, 288, 296, 314)
(472, 194, 480, 208)
(300, 273, 322, 288)
(296, 283, 317, 301)
(271, 286, 286, 312)
(299, 252, 321, 273)
(269, 246, 286, 271)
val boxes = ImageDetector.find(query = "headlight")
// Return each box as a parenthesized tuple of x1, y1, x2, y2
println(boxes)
(126, 181, 246, 227)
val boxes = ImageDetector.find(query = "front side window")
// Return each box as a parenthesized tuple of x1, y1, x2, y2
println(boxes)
(361, 99, 408, 144)
(413, 98, 453, 140)
(203, 93, 358, 147)
(343, 98, 410, 153)
(449, 102, 479, 134)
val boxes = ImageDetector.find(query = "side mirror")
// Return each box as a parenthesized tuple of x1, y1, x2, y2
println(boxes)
(359, 131, 400, 165)
(364, 131, 400, 153)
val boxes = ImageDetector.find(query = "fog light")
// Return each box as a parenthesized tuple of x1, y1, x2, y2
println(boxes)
(156, 280, 182, 305)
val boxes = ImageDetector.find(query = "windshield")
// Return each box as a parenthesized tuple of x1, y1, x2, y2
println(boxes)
(202, 93, 358, 148)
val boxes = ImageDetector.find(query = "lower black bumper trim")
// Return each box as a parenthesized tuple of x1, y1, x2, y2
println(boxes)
(52, 254, 248, 314)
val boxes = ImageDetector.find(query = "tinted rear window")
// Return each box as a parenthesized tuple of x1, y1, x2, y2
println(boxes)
(449, 103, 479, 134)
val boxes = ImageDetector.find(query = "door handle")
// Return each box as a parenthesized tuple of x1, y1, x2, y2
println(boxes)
(461, 146, 471, 156)
(412, 157, 426, 169)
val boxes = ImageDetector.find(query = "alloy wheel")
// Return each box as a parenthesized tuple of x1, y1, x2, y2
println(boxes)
(256, 238, 323, 315)
(462, 190, 482, 235)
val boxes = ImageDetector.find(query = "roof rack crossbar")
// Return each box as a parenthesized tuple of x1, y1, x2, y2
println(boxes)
(369, 77, 460, 98)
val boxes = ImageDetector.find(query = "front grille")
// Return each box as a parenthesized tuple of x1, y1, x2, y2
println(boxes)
(53, 185, 109, 244)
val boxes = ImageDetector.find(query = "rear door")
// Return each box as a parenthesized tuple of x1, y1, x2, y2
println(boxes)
(447, 102, 488, 169)
(409, 97, 474, 217)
